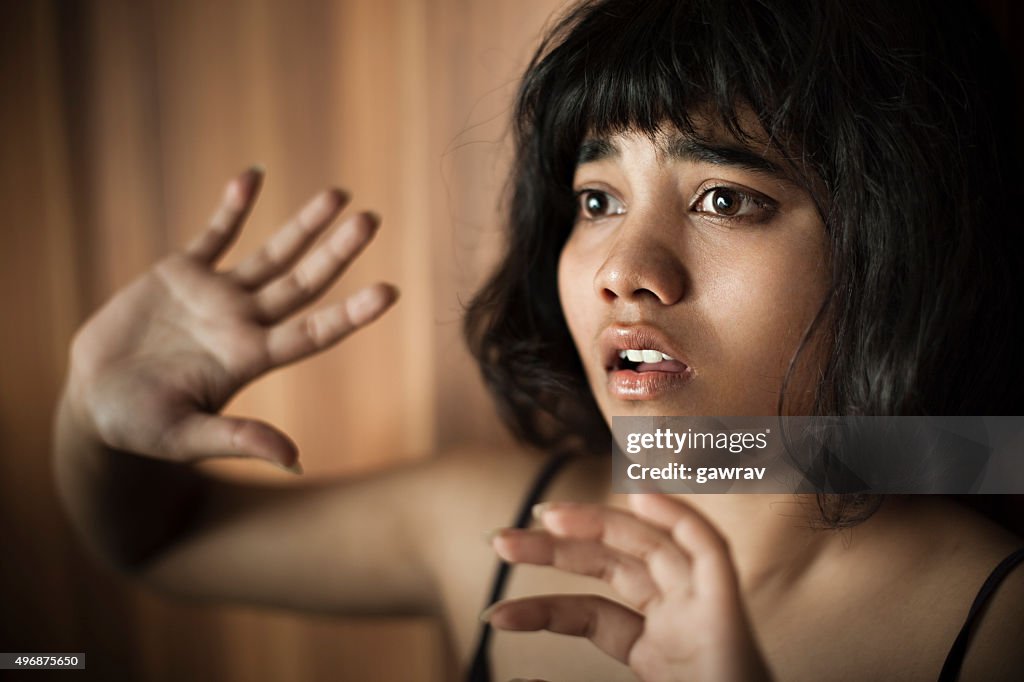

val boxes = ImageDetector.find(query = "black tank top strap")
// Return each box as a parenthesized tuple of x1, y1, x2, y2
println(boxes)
(937, 546, 1024, 681)
(466, 453, 573, 682)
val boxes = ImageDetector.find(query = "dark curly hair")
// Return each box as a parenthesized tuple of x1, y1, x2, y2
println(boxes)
(464, 0, 1024, 524)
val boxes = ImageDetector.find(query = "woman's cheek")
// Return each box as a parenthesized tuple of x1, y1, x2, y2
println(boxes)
(733, 259, 827, 406)
(557, 239, 594, 359)
(700, 256, 812, 396)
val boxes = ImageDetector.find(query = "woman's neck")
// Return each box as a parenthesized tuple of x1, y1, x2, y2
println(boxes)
(607, 492, 838, 594)
(687, 494, 831, 591)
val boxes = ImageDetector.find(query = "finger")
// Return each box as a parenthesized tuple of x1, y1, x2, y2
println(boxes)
(491, 528, 659, 609)
(256, 212, 379, 322)
(535, 502, 692, 594)
(160, 413, 299, 471)
(483, 595, 643, 664)
(186, 167, 264, 264)
(264, 282, 398, 367)
(629, 494, 737, 599)
(228, 188, 348, 290)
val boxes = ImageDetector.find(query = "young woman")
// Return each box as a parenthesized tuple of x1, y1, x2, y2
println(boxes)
(54, 0, 1024, 680)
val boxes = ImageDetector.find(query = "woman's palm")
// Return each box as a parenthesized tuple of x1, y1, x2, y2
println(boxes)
(69, 169, 396, 468)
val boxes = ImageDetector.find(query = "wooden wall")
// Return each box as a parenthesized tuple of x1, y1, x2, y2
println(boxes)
(0, 1, 562, 680)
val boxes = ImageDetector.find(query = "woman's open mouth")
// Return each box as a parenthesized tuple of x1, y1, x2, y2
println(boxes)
(608, 348, 694, 400)
(615, 349, 687, 373)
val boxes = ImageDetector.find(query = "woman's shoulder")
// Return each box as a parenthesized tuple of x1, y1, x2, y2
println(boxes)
(917, 499, 1024, 680)
(391, 445, 598, 655)
(903, 497, 1023, 588)
(406, 445, 604, 529)
(957, 547, 1024, 680)
(836, 496, 1024, 680)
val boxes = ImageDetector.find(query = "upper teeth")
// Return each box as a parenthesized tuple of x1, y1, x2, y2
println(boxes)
(619, 349, 674, 362)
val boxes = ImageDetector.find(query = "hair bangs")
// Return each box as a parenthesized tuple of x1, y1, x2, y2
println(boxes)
(517, 0, 803, 193)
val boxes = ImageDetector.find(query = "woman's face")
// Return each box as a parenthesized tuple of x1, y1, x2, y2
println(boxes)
(557, 124, 829, 420)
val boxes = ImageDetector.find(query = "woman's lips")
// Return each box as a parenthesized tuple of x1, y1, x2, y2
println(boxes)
(607, 365, 695, 400)
(598, 324, 695, 400)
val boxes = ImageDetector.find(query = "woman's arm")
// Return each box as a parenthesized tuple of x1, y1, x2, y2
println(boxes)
(52, 168, 438, 616)
(55, 383, 442, 616)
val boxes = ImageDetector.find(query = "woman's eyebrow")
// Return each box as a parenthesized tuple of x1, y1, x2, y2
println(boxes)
(663, 135, 782, 176)
(577, 138, 617, 164)
(575, 135, 784, 178)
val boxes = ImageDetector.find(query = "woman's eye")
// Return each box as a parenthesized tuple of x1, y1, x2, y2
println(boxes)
(576, 189, 625, 220)
(692, 187, 776, 222)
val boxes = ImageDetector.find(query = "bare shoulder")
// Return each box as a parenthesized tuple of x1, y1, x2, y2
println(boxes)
(795, 497, 1022, 680)
(898, 498, 1024, 680)
(402, 445, 570, 551)
(397, 445, 607, 660)
(405, 445, 611, 536)
(412, 445, 549, 508)
(960, 558, 1024, 681)
(953, 521, 1024, 681)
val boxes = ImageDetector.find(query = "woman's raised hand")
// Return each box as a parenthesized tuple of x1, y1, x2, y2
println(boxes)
(486, 494, 773, 682)
(67, 168, 397, 471)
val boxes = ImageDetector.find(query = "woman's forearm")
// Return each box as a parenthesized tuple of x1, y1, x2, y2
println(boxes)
(53, 381, 205, 574)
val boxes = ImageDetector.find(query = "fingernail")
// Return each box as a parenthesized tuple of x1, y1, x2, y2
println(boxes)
(312, 190, 340, 215)
(531, 502, 552, 522)
(270, 459, 304, 475)
(482, 528, 505, 545)
(349, 286, 384, 320)
(479, 602, 502, 623)
(249, 164, 266, 175)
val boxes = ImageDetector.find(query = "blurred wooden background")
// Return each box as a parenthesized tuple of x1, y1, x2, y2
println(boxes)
(0, 0, 563, 680)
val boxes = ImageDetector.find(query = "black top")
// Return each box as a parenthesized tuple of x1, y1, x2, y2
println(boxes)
(937, 546, 1024, 681)
(467, 453, 572, 682)
(466, 455, 1024, 682)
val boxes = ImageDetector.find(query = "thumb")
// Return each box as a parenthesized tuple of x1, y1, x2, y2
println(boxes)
(162, 413, 301, 473)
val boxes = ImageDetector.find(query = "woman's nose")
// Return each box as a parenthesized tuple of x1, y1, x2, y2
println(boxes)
(593, 228, 688, 306)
